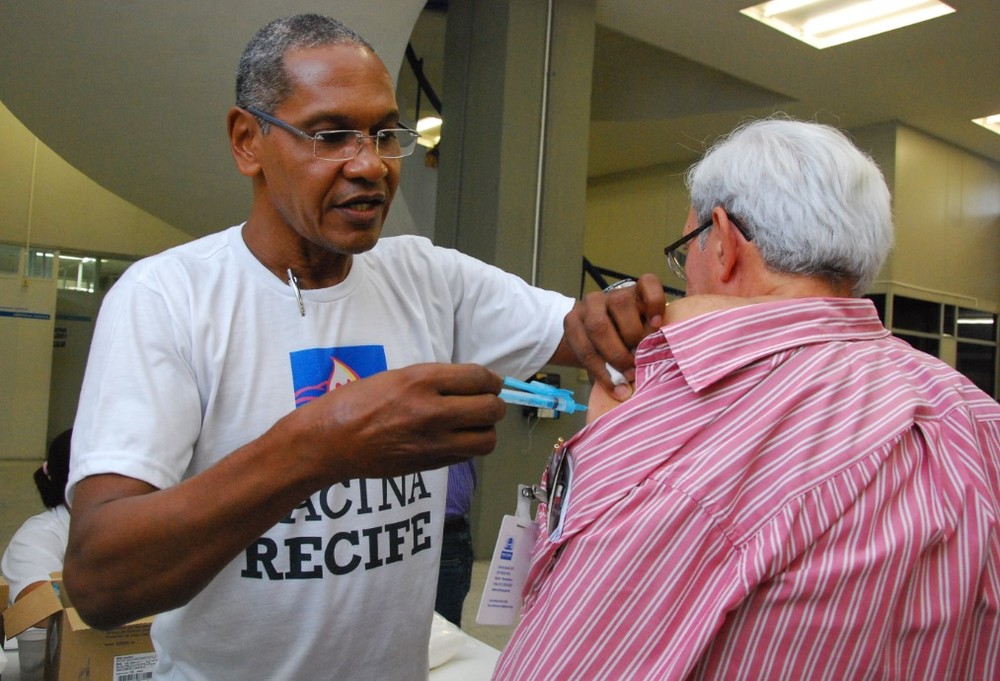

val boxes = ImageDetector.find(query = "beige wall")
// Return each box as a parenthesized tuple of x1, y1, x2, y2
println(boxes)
(0, 100, 191, 255)
(890, 125, 1000, 311)
(0, 99, 191, 555)
(0, 97, 192, 459)
(585, 164, 691, 293)
(0, 273, 56, 460)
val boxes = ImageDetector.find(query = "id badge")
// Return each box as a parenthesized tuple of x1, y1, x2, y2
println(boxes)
(475, 485, 539, 626)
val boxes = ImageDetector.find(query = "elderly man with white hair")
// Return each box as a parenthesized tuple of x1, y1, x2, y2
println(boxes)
(494, 118, 1000, 681)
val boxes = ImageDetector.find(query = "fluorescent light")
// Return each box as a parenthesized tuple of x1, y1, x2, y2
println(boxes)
(416, 116, 442, 149)
(740, 0, 956, 49)
(972, 114, 1000, 136)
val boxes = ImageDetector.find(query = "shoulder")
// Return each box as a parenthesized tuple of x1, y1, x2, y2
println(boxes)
(102, 228, 243, 312)
(371, 234, 434, 253)
(116, 227, 236, 283)
(368, 235, 462, 267)
(364, 235, 495, 281)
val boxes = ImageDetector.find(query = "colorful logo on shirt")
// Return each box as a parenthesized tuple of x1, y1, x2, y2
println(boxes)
(289, 345, 388, 407)
(240, 344, 433, 582)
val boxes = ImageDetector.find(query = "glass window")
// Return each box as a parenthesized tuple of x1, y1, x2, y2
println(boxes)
(892, 295, 940, 334)
(98, 257, 134, 292)
(57, 254, 98, 292)
(881, 293, 995, 400)
(26, 249, 55, 279)
(894, 333, 940, 358)
(0, 244, 21, 274)
(957, 308, 997, 342)
(956, 342, 996, 397)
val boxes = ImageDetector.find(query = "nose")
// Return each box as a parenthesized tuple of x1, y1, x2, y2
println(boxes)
(343, 137, 388, 179)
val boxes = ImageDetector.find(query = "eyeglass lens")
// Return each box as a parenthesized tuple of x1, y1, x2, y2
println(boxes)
(667, 244, 688, 280)
(313, 129, 418, 161)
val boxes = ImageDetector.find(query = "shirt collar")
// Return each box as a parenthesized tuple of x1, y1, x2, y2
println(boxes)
(639, 297, 890, 393)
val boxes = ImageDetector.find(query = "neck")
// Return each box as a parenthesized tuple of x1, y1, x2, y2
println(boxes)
(755, 272, 854, 299)
(241, 220, 352, 289)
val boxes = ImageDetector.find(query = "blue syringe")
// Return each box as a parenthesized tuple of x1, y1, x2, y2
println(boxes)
(499, 376, 587, 414)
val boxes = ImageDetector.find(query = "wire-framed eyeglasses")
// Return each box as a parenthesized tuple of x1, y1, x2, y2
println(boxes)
(244, 106, 420, 161)
(663, 215, 752, 280)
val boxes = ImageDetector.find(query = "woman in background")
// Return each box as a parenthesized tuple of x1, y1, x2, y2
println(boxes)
(2, 429, 72, 681)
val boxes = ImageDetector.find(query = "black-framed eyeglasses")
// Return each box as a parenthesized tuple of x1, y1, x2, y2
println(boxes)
(244, 106, 420, 161)
(663, 215, 752, 280)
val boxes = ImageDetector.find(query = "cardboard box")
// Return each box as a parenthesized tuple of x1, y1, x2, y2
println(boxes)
(2, 575, 156, 681)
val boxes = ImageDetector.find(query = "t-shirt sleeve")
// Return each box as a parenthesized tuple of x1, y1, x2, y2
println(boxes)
(432, 244, 575, 378)
(66, 273, 202, 506)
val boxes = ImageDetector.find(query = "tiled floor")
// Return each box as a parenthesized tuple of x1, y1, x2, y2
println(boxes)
(459, 560, 518, 650)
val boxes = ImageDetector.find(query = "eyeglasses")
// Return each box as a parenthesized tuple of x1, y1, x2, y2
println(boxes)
(663, 215, 752, 280)
(244, 107, 420, 161)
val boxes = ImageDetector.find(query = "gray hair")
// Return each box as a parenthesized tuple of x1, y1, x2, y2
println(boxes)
(235, 14, 375, 116)
(685, 117, 893, 296)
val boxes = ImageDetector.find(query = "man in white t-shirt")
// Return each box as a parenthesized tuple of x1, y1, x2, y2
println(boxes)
(61, 14, 664, 681)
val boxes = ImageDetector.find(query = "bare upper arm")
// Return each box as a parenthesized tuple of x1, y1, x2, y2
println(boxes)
(71, 474, 159, 513)
(68, 474, 160, 547)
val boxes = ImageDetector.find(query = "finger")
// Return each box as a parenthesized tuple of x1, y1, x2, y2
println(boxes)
(605, 289, 647, 353)
(586, 379, 630, 423)
(590, 276, 665, 399)
(578, 291, 633, 376)
(634, 273, 668, 329)
(606, 274, 669, 344)
(443, 424, 499, 458)
(426, 363, 503, 397)
(564, 295, 633, 401)
(440, 392, 506, 432)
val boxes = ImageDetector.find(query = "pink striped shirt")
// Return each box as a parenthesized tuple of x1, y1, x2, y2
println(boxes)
(494, 298, 1000, 680)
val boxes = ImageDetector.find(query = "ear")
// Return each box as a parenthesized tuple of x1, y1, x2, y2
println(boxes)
(712, 206, 741, 283)
(228, 107, 262, 178)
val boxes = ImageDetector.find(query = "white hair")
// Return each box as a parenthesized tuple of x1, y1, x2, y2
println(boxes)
(685, 117, 893, 295)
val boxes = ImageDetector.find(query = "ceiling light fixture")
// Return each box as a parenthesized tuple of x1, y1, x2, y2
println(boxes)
(740, 0, 956, 49)
(972, 114, 1000, 137)
(416, 116, 442, 149)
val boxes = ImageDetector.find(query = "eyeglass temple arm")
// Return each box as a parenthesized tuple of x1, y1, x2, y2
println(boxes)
(243, 107, 314, 141)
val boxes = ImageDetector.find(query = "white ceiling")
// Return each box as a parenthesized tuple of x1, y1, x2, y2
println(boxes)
(1, 0, 997, 238)
(588, 0, 1000, 177)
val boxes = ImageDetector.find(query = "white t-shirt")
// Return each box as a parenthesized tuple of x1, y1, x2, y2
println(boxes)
(1, 504, 69, 680)
(1, 504, 69, 601)
(68, 226, 574, 681)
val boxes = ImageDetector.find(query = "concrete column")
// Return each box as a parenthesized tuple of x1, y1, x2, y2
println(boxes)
(435, 0, 596, 558)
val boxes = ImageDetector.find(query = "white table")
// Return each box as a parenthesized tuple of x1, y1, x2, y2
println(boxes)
(429, 635, 500, 680)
